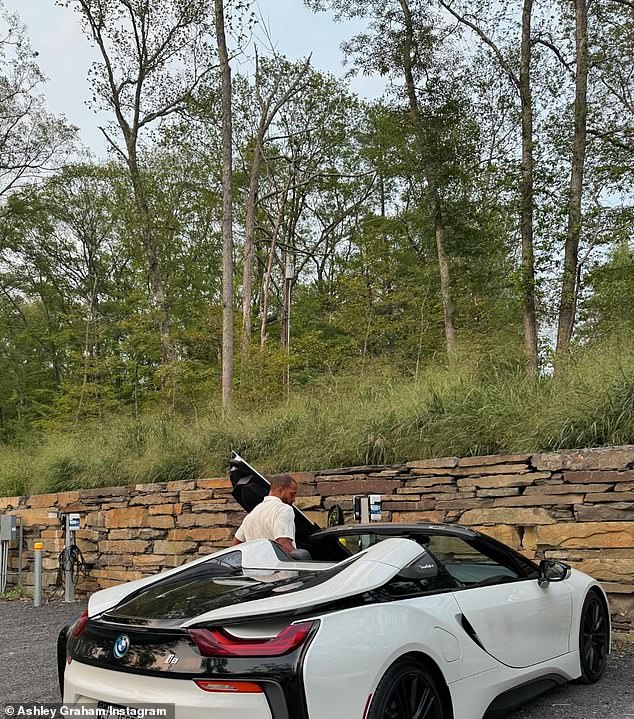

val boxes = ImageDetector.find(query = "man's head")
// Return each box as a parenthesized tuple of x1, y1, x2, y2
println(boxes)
(268, 474, 298, 506)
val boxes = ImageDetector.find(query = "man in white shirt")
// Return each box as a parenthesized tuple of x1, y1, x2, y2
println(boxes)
(231, 474, 298, 555)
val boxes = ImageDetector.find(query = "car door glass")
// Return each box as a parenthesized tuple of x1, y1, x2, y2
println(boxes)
(426, 536, 520, 587)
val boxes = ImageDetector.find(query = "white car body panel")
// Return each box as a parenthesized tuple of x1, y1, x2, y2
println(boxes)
(66, 525, 611, 719)
(64, 660, 272, 719)
(180, 538, 426, 626)
(452, 578, 573, 667)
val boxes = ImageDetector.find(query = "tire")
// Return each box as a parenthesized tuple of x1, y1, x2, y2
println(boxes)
(575, 591, 609, 684)
(367, 659, 446, 719)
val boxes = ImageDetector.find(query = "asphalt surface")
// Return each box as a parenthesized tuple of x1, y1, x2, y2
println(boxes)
(1, 598, 632, 717)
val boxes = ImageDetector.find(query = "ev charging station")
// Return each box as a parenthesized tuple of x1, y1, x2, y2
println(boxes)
(353, 494, 382, 523)
(0, 514, 23, 593)
(59, 511, 82, 602)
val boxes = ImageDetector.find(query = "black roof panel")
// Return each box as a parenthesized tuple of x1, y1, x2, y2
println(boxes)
(310, 522, 478, 543)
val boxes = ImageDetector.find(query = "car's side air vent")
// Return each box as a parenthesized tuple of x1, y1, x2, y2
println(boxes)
(460, 614, 485, 650)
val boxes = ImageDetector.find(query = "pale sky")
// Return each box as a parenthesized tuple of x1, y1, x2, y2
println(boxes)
(5, 0, 385, 155)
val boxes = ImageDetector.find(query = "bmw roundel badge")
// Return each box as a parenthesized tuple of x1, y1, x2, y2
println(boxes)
(113, 634, 130, 659)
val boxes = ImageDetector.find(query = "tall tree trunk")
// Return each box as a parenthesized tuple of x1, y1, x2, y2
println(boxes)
(215, 0, 234, 412)
(398, 0, 456, 355)
(438, 0, 538, 372)
(556, 0, 589, 356)
(241, 128, 264, 363)
(520, 0, 538, 375)
(126, 145, 175, 364)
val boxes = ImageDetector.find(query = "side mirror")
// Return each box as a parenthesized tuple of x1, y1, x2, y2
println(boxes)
(538, 559, 570, 587)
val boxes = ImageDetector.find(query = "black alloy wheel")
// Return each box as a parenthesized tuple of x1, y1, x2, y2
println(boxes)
(368, 660, 445, 719)
(577, 591, 609, 684)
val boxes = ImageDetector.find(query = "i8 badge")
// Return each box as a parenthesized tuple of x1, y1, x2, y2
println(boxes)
(113, 634, 130, 659)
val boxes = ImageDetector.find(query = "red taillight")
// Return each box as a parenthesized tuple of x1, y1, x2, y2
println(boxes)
(195, 680, 264, 693)
(188, 620, 317, 658)
(72, 610, 89, 638)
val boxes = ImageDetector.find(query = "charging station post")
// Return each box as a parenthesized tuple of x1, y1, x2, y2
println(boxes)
(63, 512, 81, 602)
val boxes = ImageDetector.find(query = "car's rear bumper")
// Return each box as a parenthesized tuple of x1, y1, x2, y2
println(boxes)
(64, 660, 273, 719)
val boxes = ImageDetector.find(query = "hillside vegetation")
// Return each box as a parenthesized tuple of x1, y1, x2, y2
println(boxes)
(1, 340, 632, 497)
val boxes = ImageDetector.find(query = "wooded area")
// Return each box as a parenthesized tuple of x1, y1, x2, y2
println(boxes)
(0, 0, 632, 494)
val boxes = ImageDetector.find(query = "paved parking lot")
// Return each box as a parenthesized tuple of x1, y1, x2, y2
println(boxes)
(1, 599, 632, 717)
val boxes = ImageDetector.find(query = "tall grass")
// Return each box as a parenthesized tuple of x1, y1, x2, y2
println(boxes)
(1, 341, 632, 497)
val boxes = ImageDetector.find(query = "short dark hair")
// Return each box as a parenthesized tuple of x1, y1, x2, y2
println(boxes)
(268, 473, 297, 491)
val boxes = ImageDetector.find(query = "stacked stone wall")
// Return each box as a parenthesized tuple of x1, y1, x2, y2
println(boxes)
(1, 445, 633, 633)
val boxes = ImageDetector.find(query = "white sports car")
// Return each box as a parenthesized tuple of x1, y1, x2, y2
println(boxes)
(58, 459, 610, 719)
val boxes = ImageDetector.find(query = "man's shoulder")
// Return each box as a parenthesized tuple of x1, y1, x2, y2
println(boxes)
(270, 500, 294, 516)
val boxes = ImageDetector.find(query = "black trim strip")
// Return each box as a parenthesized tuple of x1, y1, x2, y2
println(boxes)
(484, 674, 568, 719)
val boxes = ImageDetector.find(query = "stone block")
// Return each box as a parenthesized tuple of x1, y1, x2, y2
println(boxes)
(104, 507, 148, 528)
(295, 496, 322, 510)
(318, 465, 394, 475)
(101, 540, 150, 553)
(535, 522, 634, 549)
(407, 457, 459, 469)
(153, 540, 198, 554)
(146, 515, 175, 529)
(574, 504, 634, 522)
(569, 558, 634, 582)
(80, 486, 130, 499)
(92, 569, 144, 582)
(391, 511, 445, 523)
(168, 527, 231, 542)
(133, 554, 168, 568)
(492, 494, 584, 507)
(196, 478, 232, 490)
(524, 483, 611, 495)
(417, 487, 459, 496)
(585, 492, 634, 503)
(563, 470, 634, 484)
(316, 479, 401, 496)
(315, 474, 366, 482)
(405, 476, 456, 487)
(180, 490, 214, 502)
(458, 454, 531, 467)
(28, 493, 59, 508)
(382, 500, 436, 511)
(57, 491, 81, 506)
(288, 472, 316, 483)
(167, 480, 196, 492)
(533, 447, 634, 472)
(130, 493, 176, 506)
(436, 498, 495, 510)
(149, 503, 182, 515)
(0, 496, 22, 510)
(457, 473, 548, 489)
(296, 484, 319, 496)
(476, 488, 521, 497)
(108, 529, 140, 540)
(472, 524, 522, 549)
(13, 508, 60, 526)
(135, 482, 167, 493)
(461, 507, 557, 526)
(176, 512, 228, 528)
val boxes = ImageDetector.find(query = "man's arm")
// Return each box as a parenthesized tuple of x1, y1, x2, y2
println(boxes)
(231, 537, 243, 546)
(273, 505, 296, 556)
(274, 537, 295, 555)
